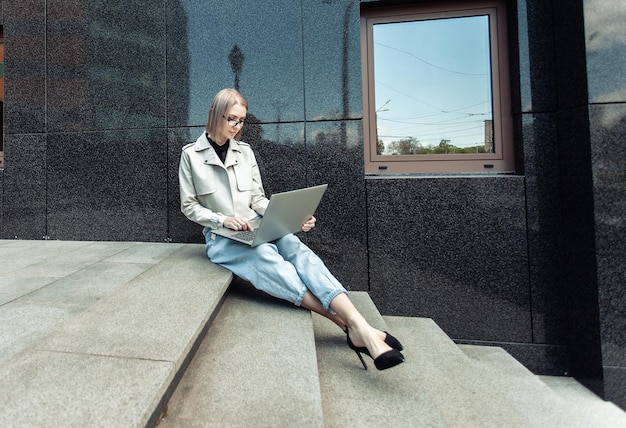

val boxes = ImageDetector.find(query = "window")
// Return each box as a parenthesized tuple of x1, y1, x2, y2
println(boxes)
(361, 0, 513, 174)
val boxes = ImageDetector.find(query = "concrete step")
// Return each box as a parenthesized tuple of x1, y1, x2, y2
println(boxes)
(385, 316, 535, 427)
(313, 294, 447, 427)
(4, 239, 624, 427)
(539, 376, 626, 427)
(159, 278, 325, 427)
(460, 344, 626, 427)
(0, 241, 232, 427)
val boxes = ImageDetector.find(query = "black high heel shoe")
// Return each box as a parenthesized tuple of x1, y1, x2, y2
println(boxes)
(384, 332, 403, 351)
(346, 329, 405, 371)
(343, 327, 403, 351)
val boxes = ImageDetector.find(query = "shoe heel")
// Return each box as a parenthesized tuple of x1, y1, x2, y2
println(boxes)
(353, 349, 368, 370)
(346, 328, 370, 370)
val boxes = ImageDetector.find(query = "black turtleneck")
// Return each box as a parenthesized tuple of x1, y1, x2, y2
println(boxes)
(207, 134, 229, 164)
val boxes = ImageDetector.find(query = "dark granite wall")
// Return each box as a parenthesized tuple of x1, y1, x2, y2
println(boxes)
(0, 0, 624, 408)
(589, 104, 626, 408)
(584, 0, 626, 400)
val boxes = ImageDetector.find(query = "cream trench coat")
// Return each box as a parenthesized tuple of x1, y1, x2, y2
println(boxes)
(179, 133, 269, 230)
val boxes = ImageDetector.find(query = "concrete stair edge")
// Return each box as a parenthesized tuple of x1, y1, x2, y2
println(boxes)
(314, 293, 531, 427)
(383, 315, 537, 427)
(159, 279, 325, 427)
(539, 375, 626, 426)
(459, 344, 626, 428)
(0, 243, 233, 428)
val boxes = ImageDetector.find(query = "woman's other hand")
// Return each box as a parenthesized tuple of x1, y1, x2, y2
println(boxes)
(302, 216, 316, 232)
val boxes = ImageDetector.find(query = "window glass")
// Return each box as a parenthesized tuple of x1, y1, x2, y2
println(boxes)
(361, 1, 513, 174)
(374, 15, 493, 155)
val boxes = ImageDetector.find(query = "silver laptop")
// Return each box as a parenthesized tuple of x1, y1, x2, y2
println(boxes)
(212, 184, 328, 247)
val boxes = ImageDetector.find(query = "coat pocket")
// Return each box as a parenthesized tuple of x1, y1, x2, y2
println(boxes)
(194, 174, 217, 196)
(233, 164, 253, 191)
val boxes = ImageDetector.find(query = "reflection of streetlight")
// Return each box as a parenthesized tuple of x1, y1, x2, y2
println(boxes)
(229, 45, 244, 90)
(272, 101, 286, 144)
(375, 100, 390, 154)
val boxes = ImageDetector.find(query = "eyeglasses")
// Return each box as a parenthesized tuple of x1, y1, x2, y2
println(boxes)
(223, 116, 246, 127)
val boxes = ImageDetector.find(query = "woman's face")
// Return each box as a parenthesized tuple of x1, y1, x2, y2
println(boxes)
(217, 103, 247, 144)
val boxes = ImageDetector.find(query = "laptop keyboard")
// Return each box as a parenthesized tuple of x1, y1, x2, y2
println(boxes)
(233, 230, 256, 241)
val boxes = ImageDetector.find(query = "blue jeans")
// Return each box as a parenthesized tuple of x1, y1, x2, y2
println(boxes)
(203, 230, 347, 311)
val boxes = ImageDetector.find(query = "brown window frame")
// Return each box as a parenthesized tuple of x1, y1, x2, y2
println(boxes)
(361, 0, 514, 174)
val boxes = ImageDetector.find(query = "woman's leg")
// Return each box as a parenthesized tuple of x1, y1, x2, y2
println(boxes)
(273, 235, 346, 311)
(273, 235, 394, 350)
(300, 291, 346, 330)
(205, 233, 309, 306)
(205, 231, 397, 361)
(329, 293, 392, 360)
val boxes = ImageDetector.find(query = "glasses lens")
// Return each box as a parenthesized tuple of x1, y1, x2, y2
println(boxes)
(225, 117, 244, 127)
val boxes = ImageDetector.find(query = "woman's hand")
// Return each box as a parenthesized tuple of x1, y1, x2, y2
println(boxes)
(301, 216, 316, 232)
(225, 216, 253, 231)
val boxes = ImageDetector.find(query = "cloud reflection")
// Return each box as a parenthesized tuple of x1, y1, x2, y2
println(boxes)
(584, 0, 626, 51)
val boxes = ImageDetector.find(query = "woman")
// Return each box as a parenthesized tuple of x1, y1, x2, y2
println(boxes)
(178, 88, 404, 370)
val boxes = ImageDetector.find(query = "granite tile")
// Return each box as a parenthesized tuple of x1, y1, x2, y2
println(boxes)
(457, 339, 570, 376)
(102, 241, 183, 264)
(516, 0, 558, 113)
(553, 1, 588, 109)
(2, 241, 134, 280)
(313, 317, 447, 427)
(3, 0, 46, 134)
(603, 366, 626, 411)
(0, 239, 94, 266)
(165, 0, 191, 127)
(367, 176, 532, 343)
(1, 134, 47, 240)
(0, 276, 59, 306)
(306, 120, 368, 290)
(0, 350, 174, 427)
(242, 121, 307, 195)
(0, 171, 3, 237)
(302, 0, 362, 121)
(46, 0, 166, 131)
(38, 244, 230, 367)
(590, 104, 626, 369)
(46, 129, 168, 241)
(162, 281, 324, 427)
(520, 113, 568, 345)
(170, 0, 305, 127)
(558, 105, 604, 384)
(0, 304, 77, 365)
(168, 127, 204, 243)
(584, 0, 626, 103)
(18, 261, 153, 309)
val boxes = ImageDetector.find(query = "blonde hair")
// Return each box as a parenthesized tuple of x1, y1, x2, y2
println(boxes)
(206, 88, 249, 140)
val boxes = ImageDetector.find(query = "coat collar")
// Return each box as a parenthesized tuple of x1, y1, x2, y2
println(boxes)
(195, 133, 242, 153)
(195, 133, 242, 168)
